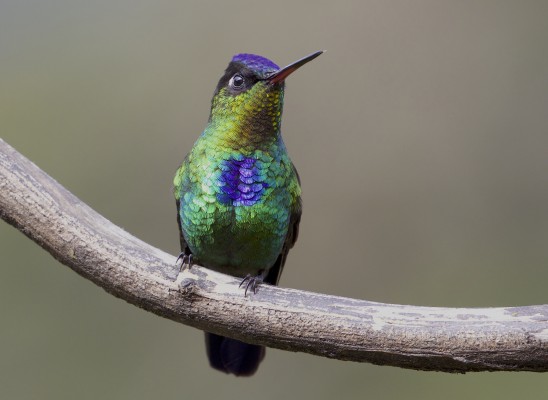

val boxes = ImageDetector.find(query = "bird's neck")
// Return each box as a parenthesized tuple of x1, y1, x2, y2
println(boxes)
(204, 114, 282, 153)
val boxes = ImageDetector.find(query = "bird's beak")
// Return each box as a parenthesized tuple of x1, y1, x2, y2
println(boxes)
(266, 50, 324, 84)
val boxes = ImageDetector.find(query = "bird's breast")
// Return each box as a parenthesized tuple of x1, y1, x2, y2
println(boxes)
(179, 149, 298, 275)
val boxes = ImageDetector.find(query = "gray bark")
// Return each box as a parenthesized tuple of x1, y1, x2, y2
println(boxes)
(1, 138, 547, 372)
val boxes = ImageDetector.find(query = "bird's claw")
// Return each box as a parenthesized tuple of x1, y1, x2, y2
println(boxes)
(239, 273, 264, 297)
(176, 252, 193, 272)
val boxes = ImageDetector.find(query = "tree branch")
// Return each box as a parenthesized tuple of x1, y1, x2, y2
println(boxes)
(1, 138, 547, 373)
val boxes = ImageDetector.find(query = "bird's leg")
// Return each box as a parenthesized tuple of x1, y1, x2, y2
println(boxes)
(239, 269, 267, 296)
(176, 248, 194, 272)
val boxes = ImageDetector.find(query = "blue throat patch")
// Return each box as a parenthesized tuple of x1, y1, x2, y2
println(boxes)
(217, 157, 269, 206)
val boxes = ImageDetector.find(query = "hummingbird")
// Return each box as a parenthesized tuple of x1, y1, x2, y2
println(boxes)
(173, 50, 323, 376)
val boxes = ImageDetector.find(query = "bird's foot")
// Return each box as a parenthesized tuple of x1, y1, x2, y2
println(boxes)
(176, 252, 193, 272)
(239, 271, 266, 297)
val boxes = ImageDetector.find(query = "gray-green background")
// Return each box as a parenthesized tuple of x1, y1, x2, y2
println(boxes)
(2, 1, 548, 399)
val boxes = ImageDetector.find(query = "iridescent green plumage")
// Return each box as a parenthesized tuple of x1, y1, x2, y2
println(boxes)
(173, 84, 301, 277)
(174, 51, 322, 376)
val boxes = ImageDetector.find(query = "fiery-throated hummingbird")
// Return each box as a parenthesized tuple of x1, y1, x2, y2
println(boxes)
(173, 50, 323, 376)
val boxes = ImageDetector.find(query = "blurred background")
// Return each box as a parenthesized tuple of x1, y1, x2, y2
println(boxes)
(2, 0, 548, 398)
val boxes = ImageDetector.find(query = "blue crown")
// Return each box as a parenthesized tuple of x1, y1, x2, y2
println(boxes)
(232, 54, 279, 78)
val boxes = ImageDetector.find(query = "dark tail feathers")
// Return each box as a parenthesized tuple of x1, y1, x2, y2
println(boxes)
(205, 332, 265, 377)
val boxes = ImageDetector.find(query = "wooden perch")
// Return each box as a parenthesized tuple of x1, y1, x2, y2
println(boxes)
(1, 138, 547, 372)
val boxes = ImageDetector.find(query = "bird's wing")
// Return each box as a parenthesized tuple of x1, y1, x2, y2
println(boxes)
(264, 203, 301, 286)
(174, 161, 192, 256)
(175, 198, 190, 253)
(264, 164, 302, 286)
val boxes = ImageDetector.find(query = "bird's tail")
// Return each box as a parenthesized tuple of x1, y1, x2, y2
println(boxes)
(205, 332, 265, 377)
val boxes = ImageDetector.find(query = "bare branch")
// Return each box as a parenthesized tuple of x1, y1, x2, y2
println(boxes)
(1, 138, 547, 372)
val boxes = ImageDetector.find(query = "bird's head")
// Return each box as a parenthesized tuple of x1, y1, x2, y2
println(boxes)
(208, 51, 323, 141)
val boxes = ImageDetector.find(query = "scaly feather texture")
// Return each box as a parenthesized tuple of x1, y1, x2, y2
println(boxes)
(174, 51, 322, 376)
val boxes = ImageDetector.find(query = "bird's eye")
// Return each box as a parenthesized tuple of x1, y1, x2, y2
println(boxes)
(229, 74, 245, 90)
